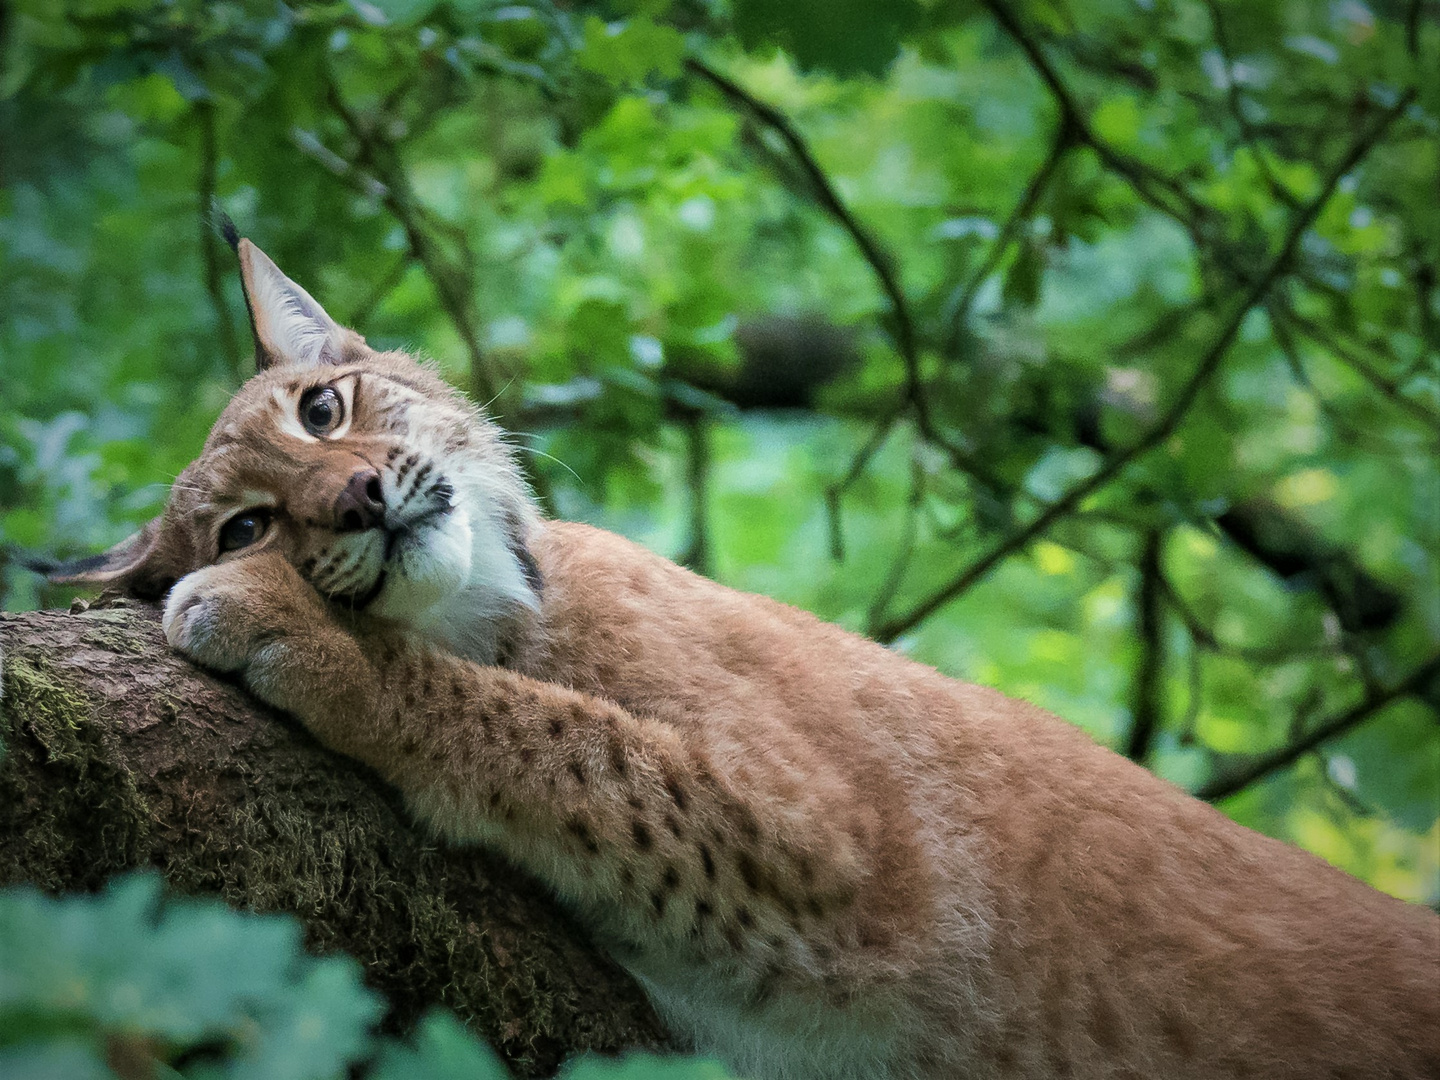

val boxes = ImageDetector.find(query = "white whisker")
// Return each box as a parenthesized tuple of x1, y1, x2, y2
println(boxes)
(478, 376, 517, 413)
(515, 443, 583, 484)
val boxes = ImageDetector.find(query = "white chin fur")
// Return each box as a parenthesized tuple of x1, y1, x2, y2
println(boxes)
(370, 508, 475, 622)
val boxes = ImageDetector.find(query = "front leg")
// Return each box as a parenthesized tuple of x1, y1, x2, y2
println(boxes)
(327, 636, 869, 984)
(162, 551, 369, 739)
(165, 552, 869, 990)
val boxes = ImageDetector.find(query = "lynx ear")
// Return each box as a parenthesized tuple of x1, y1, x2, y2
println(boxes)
(27, 519, 177, 600)
(236, 238, 348, 371)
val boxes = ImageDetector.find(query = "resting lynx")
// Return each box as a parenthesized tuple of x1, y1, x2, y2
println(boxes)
(51, 238, 1438, 1080)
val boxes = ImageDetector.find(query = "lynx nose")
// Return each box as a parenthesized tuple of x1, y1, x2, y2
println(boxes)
(335, 469, 386, 532)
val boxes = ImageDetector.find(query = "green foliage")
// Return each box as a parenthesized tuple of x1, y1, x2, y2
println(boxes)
(0, 874, 736, 1079)
(2, 0, 1436, 922)
(0, 874, 381, 1078)
(731, 0, 922, 77)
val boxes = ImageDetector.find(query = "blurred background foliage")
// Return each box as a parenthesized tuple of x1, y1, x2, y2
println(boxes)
(0, 0, 1437, 1049)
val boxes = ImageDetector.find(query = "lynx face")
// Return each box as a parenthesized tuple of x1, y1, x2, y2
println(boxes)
(48, 239, 540, 660)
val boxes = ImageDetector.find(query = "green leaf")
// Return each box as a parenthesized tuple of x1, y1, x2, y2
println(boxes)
(372, 1011, 511, 1080)
(564, 1051, 739, 1078)
(364, 0, 438, 24)
(732, 0, 921, 76)
(0, 875, 382, 1075)
(0, 1041, 113, 1080)
(1002, 238, 1044, 309)
(576, 16, 685, 84)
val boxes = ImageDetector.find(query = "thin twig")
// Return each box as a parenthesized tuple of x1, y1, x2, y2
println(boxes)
(1159, 571, 1328, 665)
(942, 123, 1073, 354)
(1178, 629, 1204, 745)
(1203, 0, 1296, 208)
(689, 57, 1018, 527)
(826, 407, 903, 561)
(346, 252, 412, 332)
(1276, 304, 1440, 426)
(1126, 529, 1166, 762)
(1008, 0, 1434, 412)
(871, 93, 1413, 644)
(1265, 305, 1383, 448)
(677, 413, 713, 576)
(865, 454, 927, 631)
(1408, 259, 1439, 376)
(981, 0, 1209, 225)
(1196, 653, 1440, 801)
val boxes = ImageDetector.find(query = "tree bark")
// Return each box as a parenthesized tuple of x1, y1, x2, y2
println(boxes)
(0, 601, 668, 1076)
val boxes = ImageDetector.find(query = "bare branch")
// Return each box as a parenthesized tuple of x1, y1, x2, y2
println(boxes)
(345, 252, 412, 332)
(865, 454, 927, 632)
(826, 408, 903, 562)
(1159, 570, 1328, 665)
(980, 0, 1210, 225)
(687, 58, 1017, 534)
(1266, 303, 1380, 448)
(1409, 259, 1439, 374)
(1203, 0, 1297, 208)
(985, 0, 1422, 321)
(1196, 653, 1440, 801)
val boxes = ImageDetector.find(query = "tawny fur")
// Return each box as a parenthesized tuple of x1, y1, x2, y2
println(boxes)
(61, 241, 1440, 1080)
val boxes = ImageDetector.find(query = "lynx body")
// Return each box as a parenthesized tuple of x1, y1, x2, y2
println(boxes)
(57, 240, 1440, 1080)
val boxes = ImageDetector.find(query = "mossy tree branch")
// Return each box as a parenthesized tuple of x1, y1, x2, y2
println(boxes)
(0, 603, 668, 1078)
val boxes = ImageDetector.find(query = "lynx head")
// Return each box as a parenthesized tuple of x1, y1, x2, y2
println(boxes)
(43, 237, 542, 660)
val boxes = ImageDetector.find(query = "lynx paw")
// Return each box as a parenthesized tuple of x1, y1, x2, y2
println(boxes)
(163, 554, 319, 677)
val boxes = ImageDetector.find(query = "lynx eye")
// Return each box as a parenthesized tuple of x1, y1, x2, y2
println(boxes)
(219, 508, 272, 553)
(299, 386, 344, 437)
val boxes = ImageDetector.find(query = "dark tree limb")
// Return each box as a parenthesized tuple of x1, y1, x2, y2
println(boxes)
(825, 407, 902, 562)
(1202, 0, 1297, 210)
(686, 60, 1007, 492)
(284, 77, 499, 410)
(688, 56, 1019, 555)
(1196, 653, 1440, 802)
(981, 0, 1208, 225)
(870, 89, 1413, 644)
(1275, 304, 1440, 427)
(864, 453, 927, 633)
(0, 604, 668, 1077)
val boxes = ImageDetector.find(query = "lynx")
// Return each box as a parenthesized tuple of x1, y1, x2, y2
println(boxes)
(49, 238, 1439, 1080)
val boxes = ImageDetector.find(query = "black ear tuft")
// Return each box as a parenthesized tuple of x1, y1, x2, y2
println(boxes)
(18, 552, 108, 579)
(210, 200, 240, 253)
(20, 519, 172, 597)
